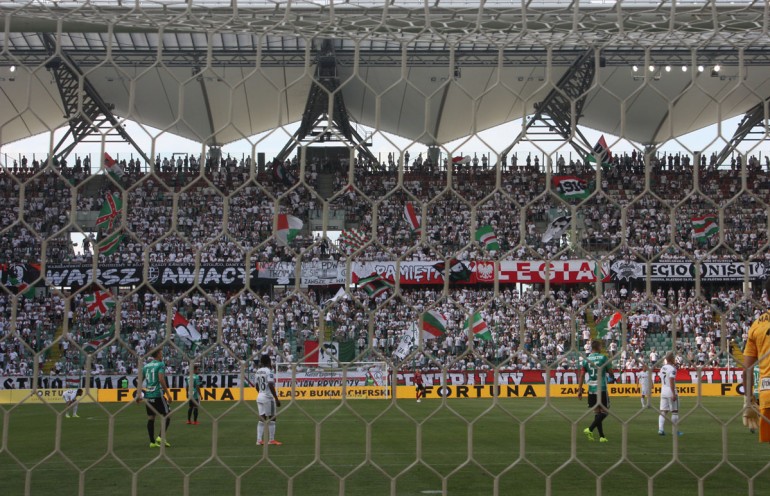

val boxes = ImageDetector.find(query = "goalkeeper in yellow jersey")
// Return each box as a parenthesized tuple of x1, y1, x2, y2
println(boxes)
(743, 306, 770, 440)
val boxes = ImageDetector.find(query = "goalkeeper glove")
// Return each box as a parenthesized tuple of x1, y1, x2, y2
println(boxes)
(743, 397, 760, 434)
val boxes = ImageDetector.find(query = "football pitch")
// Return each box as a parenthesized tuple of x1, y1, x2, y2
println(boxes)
(1, 397, 768, 496)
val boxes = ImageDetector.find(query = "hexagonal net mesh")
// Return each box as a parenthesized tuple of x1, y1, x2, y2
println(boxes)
(1, 1, 770, 495)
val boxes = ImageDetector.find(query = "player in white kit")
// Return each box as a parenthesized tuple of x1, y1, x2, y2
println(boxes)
(255, 354, 282, 446)
(658, 352, 682, 436)
(63, 388, 81, 418)
(638, 363, 651, 408)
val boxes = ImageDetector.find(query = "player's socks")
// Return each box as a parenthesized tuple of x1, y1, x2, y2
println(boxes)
(193, 409, 199, 422)
(595, 413, 606, 439)
(148, 420, 156, 444)
(658, 415, 665, 433)
(269, 421, 276, 442)
(72, 405, 78, 416)
(257, 421, 264, 444)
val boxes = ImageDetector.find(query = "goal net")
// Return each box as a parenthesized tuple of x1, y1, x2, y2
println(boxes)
(0, 1, 769, 495)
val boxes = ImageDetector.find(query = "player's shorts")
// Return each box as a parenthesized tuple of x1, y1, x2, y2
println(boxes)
(257, 398, 277, 418)
(62, 390, 77, 402)
(587, 391, 610, 410)
(760, 407, 770, 443)
(145, 396, 169, 416)
(640, 388, 650, 397)
(415, 384, 425, 392)
(660, 395, 679, 412)
(188, 398, 199, 408)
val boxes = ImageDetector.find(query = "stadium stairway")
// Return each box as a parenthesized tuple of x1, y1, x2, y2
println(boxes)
(316, 172, 336, 199)
(42, 324, 65, 374)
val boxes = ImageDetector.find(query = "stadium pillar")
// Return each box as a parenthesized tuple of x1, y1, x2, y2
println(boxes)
(427, 146, 440, 168)
(257, 153, 266, 175)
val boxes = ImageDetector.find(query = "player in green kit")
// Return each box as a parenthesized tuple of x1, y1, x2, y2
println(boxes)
(577, 340, 612, 443)
(186, 364, 203, 425)
(141, 348, 172, 447)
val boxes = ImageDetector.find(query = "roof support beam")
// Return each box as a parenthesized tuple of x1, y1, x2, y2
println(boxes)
(274, 39, 377, 166)
(500, 49, 597, 163)
(715, 98, 770, 166)
(41, 33, 152, 165)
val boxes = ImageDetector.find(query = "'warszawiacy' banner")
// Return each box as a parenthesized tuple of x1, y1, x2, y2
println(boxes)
(2, 259, 763, 292)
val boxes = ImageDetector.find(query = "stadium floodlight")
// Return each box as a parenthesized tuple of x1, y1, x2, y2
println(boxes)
(713, 64, 721, 72)
(682, 65, 688, 72)
(9, 65, 15, 73)
(665, 65, 671, 72)
(648, 64, 655, 72)
(698, 65, 705, 72)
(632, 65, 638, 72)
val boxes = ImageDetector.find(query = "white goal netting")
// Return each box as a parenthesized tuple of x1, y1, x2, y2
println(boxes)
(1, 1, 770, 495)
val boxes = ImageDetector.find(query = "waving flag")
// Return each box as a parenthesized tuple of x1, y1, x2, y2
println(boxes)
(552, 176, 589, 200)
(272, 161, 296, 186)
(452, 155, 471, 165)
(404, 202, 422, 235)
(475, 225, 500, 252)
(84, 329, 113, 353)
(84, 290, 115, 317)
(421, 310, 447, 339)
(339, 228, 368, 252)
(96, 193, 122, 231)
(692, 214, 718, 242)
(433, 258, 472, 282)
(595, 312, 622, 339)
(98, 232, 124, 255)
(465, 312, 492, 341)
(587, 135, 613, 165)
(173, 311, 202, 347)
(275, 214, 303, 246)
(542, 215, 571, 243)
(103, 153, 124, 182)
(357, 273, 393, 299)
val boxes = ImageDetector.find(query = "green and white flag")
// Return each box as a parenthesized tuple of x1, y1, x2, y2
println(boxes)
(691, 214, 718, 241)
(421, 310, 448, 339)
(595, 312, 622, 339)
(275, 214, 303, 246)
(475, 225, 500, 252)
(84, 329, 113, 353)
(84, 290, 115, 317)
(98, 232, 124, 255)
(552, 176, 590, 200)
(96, 193, 122, 231)
(103, 153, 124, 183)
(465, 311, 492, 341)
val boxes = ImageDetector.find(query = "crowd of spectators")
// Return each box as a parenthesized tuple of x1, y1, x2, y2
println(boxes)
(1, 147, 769, 380)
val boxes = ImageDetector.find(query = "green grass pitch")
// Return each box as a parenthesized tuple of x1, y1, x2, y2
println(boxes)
(1, 397, 768, 496)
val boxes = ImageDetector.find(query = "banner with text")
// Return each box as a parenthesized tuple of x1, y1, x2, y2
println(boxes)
(0, 368, 744, 391)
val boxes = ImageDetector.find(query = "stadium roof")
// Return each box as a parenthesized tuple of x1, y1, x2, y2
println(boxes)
(0, 1, 768, 148)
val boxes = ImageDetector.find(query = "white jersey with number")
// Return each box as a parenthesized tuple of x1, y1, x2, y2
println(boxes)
(255, 366, 275, 402)
(62, 389, 77, 402)
(659, 364, 677, 398)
